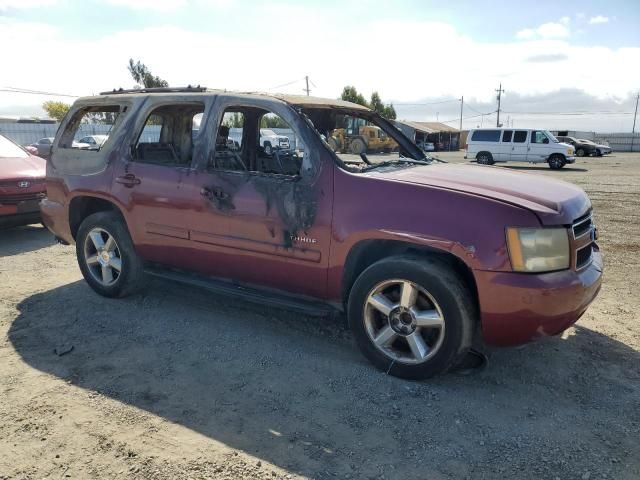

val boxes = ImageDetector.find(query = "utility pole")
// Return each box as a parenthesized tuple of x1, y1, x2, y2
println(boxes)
(496, 82, 505, 127)
(304, 76, 310, 96)
(459, 96, 464, 132)
(632, 91, 639, 152)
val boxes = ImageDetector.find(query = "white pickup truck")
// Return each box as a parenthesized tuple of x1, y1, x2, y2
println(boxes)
(260, 129, 291, 155)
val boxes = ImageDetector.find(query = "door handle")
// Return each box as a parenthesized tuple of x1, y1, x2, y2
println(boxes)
(115, 174, 141, 187)
(201, 186, 228, 200)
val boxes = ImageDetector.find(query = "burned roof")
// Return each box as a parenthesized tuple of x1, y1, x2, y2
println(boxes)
(94, 86, 369, 111)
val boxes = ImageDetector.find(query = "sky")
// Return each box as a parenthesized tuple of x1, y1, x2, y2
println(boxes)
(1, 0, 639, 131)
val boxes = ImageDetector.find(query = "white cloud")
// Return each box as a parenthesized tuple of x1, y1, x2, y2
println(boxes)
(0, 0, 56, 9)
(589, 15, 609, 24)
(517, 19, 570, 40)
(104, 0, 187, 10)
(0, 11, 638, 130)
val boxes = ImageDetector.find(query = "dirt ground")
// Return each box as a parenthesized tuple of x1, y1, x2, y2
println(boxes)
(1, 153, 638, 480)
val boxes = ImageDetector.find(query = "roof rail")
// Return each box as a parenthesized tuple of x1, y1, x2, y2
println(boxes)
(99, 85, 207, 95)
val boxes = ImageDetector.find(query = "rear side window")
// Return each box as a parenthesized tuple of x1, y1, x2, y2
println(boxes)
(513, 131, 528, 143)
(58, 105, 123, 150)
(471, 130, 501, 142)
(502, 130, 513, 142)
(134, 103, 204, 166)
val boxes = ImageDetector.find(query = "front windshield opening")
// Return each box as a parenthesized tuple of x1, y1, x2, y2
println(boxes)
(300, 108, 427, 172)
(545, 130, 559, 143)
(0, 135, 28, 159)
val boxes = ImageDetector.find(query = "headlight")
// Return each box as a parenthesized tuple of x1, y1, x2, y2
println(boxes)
(506, 227, 570, 272)
(568, 148, 574, 155)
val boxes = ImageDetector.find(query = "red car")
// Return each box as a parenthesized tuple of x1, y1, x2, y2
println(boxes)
(41, 88, 602, 379)
(0, 134, 46, 228)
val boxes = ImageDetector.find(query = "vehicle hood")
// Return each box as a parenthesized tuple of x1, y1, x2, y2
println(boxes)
(368, 163, 590, 225)
(0, 155, 46, 180)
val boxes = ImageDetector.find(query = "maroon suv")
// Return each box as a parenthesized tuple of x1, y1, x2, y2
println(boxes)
(41, 87, 602, 379)
(1, 134, 46, 228)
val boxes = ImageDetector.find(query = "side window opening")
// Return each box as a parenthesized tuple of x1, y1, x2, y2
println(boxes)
(58, 105, 122, 150)
(513, 130, 528, 143)
(209, 107, 304, 177)
(135, 103, 204, 166)
(502, 130, 513, 143)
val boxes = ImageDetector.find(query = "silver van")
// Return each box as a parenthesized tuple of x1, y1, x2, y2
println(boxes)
(465, 128, 575, 169)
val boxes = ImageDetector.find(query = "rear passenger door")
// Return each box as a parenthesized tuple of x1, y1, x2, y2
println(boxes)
(511, 130, 529, 162)
(111, 102, 205, 267)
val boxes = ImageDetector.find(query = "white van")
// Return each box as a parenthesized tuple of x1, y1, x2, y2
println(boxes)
(465, 128, 575, 169)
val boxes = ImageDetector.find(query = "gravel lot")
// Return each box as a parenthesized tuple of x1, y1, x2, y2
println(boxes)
(1, 152, 638, 479)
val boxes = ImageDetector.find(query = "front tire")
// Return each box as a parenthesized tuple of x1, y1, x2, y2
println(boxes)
(264, 142, 273, 156)
(548, 154, 566, 170)
(576, 148, 585, 157)
(76, 211, 144, 298)
(349, 137, 366, 155)
(348, 256, 475, 379)
(476, 152, 494, 165)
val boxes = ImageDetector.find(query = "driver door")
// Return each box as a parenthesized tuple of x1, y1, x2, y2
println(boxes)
(527, 130, 551, 162)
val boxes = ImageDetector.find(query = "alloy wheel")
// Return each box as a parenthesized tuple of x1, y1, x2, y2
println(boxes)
(83, 227, 122, 286)
(363, 279, 445, 364)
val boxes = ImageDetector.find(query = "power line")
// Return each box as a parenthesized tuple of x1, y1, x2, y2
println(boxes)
(501, 110, 634, 116)
(394, 98, 460, 106)
(266, 78, 305, 91)
(1, 86, 79, 98)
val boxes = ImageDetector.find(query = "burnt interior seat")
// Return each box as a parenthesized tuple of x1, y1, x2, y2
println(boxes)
(136, 143, 180, 165)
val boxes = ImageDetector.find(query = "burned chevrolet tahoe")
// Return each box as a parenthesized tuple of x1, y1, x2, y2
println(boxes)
(41, 87, 603, 379)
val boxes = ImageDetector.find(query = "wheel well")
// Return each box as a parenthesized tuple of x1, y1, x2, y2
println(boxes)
(476, 151, 492, 158)
(342, 240, 479, 311)
(69, 196, 122, 240)
(549, 153, 565, 159)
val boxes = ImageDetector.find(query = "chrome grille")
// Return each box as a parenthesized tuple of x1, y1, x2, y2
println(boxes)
(572, 212, 596, 270)
(0, 192, 46, 204)
(572, 212, 592, 239)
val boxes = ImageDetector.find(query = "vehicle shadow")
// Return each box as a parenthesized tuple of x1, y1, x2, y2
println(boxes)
(8, 280, 640, 478)
(0, 224, 56, 257)
(501, 165, 589, 172)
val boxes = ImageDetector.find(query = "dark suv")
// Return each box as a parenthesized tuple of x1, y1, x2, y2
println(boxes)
(555, 136, 597, 157)
(42, 87, 603, 379)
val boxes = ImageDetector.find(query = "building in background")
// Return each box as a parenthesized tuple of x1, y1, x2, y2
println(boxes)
(394, 121, 461, 151)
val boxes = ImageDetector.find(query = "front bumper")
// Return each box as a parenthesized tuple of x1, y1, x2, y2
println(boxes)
(475, 249, 603, 346)
(565, 155, 576, 164)
(0, 199, 42, 227)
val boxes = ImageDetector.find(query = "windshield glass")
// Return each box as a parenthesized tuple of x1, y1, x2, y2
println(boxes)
(260, 129, 276, 136)
(545, 130, 559, 143)
(578, 139, 595, 144)
(300, 108, 426, 172)
(0, 135, 28, 158)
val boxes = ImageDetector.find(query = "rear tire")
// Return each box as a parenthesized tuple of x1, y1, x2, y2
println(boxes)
(348, 255, 475, 379)
(76, 211, 144, 298)
(476, 152, 494, 165)
(548, 154, 566, 170)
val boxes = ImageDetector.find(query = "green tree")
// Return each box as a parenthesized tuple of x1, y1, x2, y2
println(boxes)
(340, 86, 368, 107)
(42, 101, 71, 122)
(382, 103, 397, 120)
(128, 58, 169, 88)
(370, 91, 385, 114)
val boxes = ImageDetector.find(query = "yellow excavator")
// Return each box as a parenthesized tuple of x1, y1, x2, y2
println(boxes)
(327, 117, 397, 154)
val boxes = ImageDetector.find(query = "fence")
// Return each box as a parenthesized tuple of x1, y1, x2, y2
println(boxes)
(551, 130, 640, 152)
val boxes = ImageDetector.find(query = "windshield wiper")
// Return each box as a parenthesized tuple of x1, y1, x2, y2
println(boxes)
(363, 158, 431, 171)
